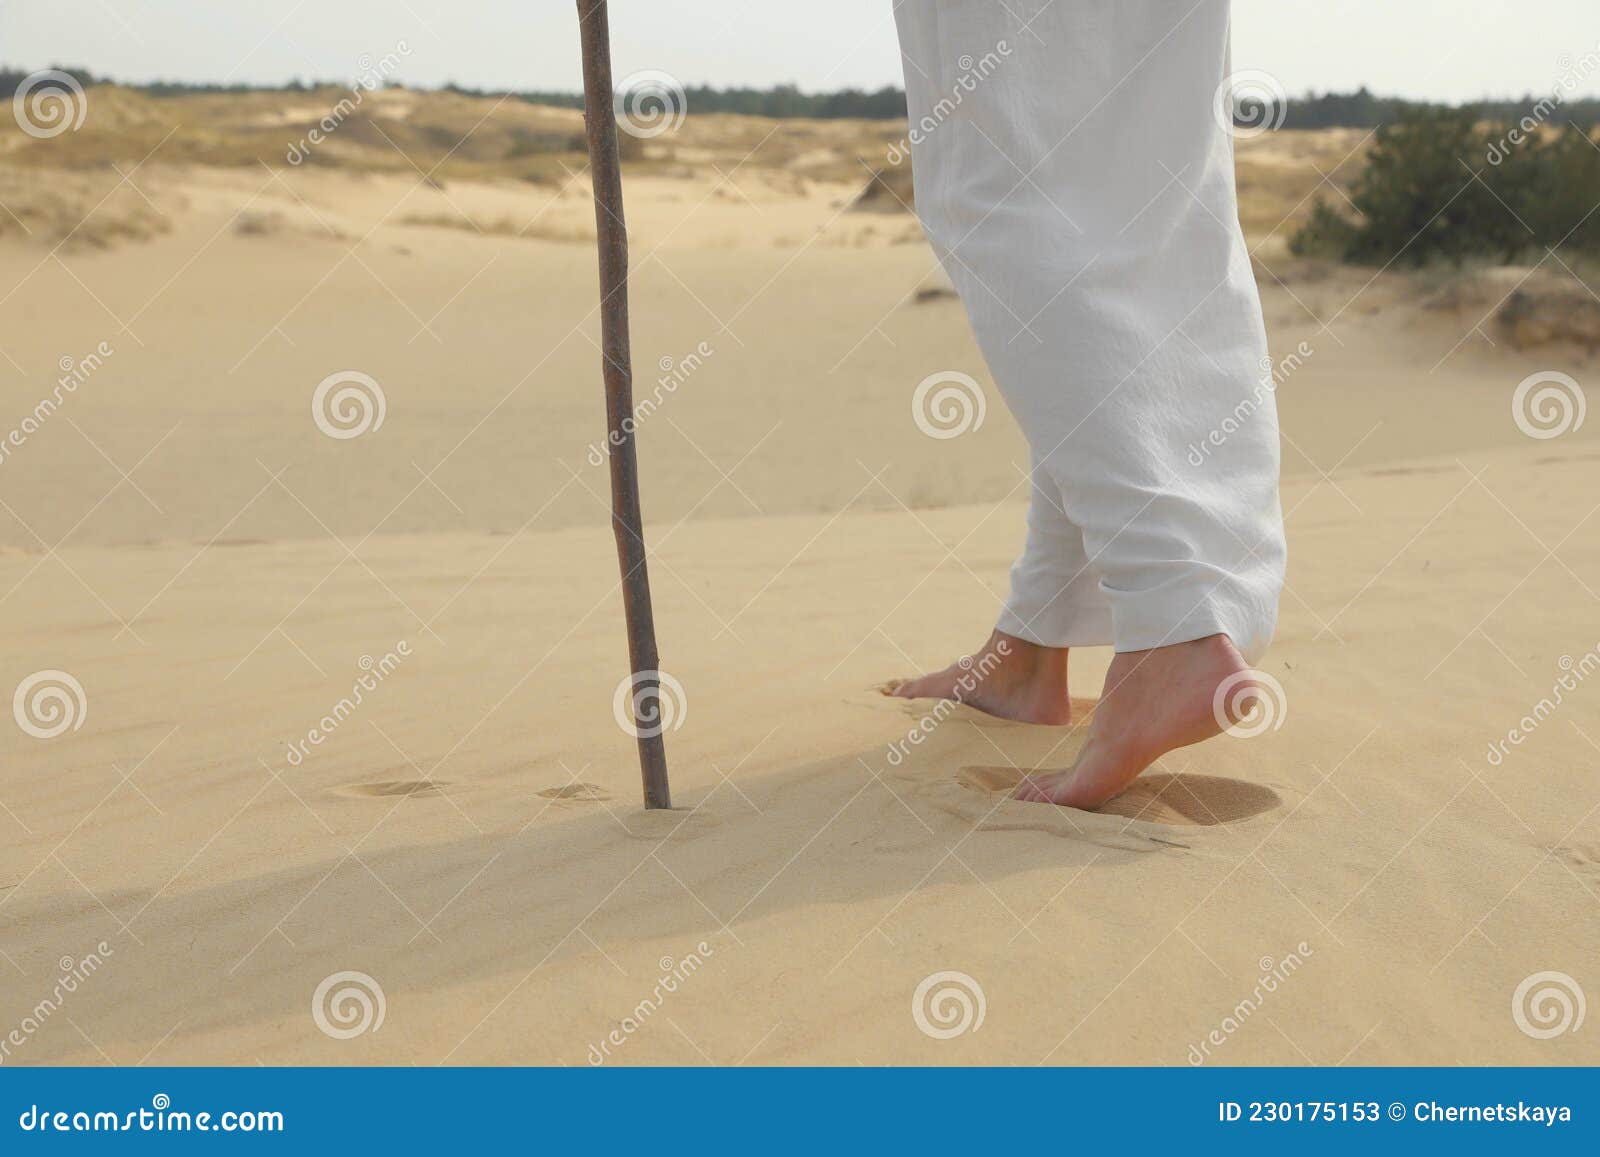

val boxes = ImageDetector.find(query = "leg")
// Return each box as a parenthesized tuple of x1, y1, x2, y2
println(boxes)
(885, 462, 1107, 726)
(994, 458, 1112, 650)
(893, 0, 1286, 804)
(884, 629, 1072, 726)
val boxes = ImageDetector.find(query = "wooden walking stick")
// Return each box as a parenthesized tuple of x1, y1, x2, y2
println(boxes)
(576, 0, 672, 809)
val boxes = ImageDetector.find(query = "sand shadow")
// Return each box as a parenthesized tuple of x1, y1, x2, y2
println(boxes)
(958, 766, 1281, 827)
(0, 696, 1281, 1064)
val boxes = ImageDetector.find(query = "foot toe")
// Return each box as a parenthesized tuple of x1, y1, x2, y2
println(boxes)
(885, 678, 922, 700)
(887, 673, 947, 701)
(1011, 774, 1049, 803)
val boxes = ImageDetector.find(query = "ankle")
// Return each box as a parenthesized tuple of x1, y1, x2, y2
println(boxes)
(987, 630, 1066, 679)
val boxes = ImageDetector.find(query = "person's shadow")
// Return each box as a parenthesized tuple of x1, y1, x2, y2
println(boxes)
(0, 702, 1279, 1065)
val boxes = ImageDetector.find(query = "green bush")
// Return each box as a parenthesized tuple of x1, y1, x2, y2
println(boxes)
(1291, 107, 1600, 266)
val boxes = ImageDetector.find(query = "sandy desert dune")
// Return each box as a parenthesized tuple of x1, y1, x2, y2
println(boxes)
(0, 93, 1597, 1065)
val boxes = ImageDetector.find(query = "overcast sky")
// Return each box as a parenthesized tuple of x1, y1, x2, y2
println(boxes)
(3, 1, 1598, 104)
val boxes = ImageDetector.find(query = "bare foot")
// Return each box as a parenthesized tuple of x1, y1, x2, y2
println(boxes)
(883, 630, 1073, 726)
(1012, 634, 1257, 808)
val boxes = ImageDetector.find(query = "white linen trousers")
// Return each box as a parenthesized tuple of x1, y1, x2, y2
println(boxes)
(894, 0, 1285, 662)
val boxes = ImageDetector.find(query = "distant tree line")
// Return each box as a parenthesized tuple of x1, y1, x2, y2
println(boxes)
(0, 66, 411, 98)
(1282, 86, 1600, 129)
(6, 67, 1597, 129)
(483, 83, 909, 120)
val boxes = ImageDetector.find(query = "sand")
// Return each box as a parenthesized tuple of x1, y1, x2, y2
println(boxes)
(1, 118, 1598, 1066)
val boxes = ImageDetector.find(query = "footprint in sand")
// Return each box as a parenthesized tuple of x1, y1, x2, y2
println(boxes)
(1555, 843, 1599, 873)
(536, 783, 612, 802)
(957, 766, 1280, 827)
(336, 779, 449, 799)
